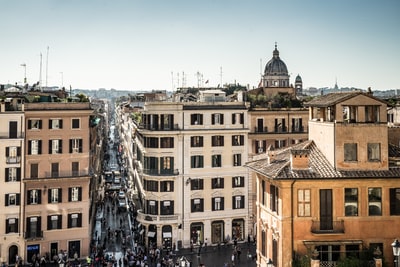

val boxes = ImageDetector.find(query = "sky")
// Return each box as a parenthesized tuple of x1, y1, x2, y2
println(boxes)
(1, 0, 399, 91)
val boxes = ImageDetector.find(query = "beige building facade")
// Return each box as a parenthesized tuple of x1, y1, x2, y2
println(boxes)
(117, 91, 251, 249)
(247, 92, 400, 267)
(0, 98, 25, 265)
(23, 102, 92, 263)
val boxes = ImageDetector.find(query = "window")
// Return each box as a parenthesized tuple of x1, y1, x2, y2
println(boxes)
(232, 176, 244, 188)
(6, 218, 19, 233)
(345, 188, 358, 216)
(274, 118, 286, 132)
(365, 105, 379, 123)
(160, 181, 174, 192)
(211, 113, 224, 125)
(190, 178, 204, 190)
(28, 119, 42, 130)
(47, 215, 62, 230)
(28, 189, 41, 204)
(5, 167, 21, 182)
(270, 185, 279, 213)
(212, 177, 224, 189)
(212, 155, 222, 167)
(160, 200, 174, 215)
(26, 216, 42, 238)
(292, 118, 303, 132)
(49, 139, 62, 154)
(144, 156, 158, 175)
(49, 119, 63, 129)
(145, 180, 158, 192)
(191, 136, 203, 147)
(274, 139, 286, 149)
(160, 114, 174, 130)
(233, 195, 245, 209)
(146, 200, 158, 215)
(30, 163, 38, 179)
(69, 139, 83, 153)
(144, 137, 159, 148)
(233, 154, 241, 166)
(160, 137, 174, 148)
(5, 193, 20, 206)
(51, 163, 59, 177)
(69, 187, 82, 202)
(212, 197, 224, 211)
(9, 121, 18, 138)
(232, 113, 244, 124)
(68, 213, 82, 228)
(211, 136, 224, 146)
(191, 155, 204, 168)
(255, 140, 267, 153)
(232, 135, 244, 146)
(390, 188, 400, 215)
(343, 106, 357, 122)
(190, 114, 203, 125)
(344, 143, 358, 162)
(368, 143, 381, 161)
(72, 162, 79, 176)
(72, 118, 80, 129)
(28, 140, 42, 155)
(160, 157, 174, 174)
(6, 146, 21, 163)
(191, 198, 204, 212)
(298, 189, 311, 217)
(368, 188, 382, 216)
(49, 188, 62, 203)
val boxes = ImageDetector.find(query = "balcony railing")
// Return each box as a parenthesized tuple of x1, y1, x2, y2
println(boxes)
(0, 133, 24, 139)
(6, 157, 21, 164)
(311, 220, 344, 234)
(137, 210, 179, 222)
(32, 170, 90, 179)
(143, 169, 179, 176)
(139, 124, 180, 131)
(254, 127, 268, 133)
(24, 231, 43, 239)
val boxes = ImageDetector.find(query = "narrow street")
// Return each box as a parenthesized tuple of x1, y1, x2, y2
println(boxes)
(89, 115, 256, 267)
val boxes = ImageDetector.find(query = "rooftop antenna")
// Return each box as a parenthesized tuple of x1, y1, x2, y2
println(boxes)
(20, 63, 27, 84)
(220, 67, 223, 88)
(39, 53, 43, 91)
(171, 71, 174, 91)
(182, 71, 186, 87)
(45, 46, 49, 88)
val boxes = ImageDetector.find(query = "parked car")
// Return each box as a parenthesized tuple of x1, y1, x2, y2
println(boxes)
(118, 198, 128, 211)
(118, 191, 126, 199)
(104, 171, 113, 183)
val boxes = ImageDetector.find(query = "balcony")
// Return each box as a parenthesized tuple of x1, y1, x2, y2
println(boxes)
(143, 169, 179, 176)
(139, 123, 180, 131)
(24, 231, 43, 240)
(6, 156, 21, 164)
(137, 210, 179, 223)
(0, 133, 24, 139)
(26, 170, 90, 179)
(254, 126, 268, 133)
(311, 220, 344, 234)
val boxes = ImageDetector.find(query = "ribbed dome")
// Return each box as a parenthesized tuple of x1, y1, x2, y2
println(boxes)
(264, 44, 288, 76)
(295, 74, 302, 82)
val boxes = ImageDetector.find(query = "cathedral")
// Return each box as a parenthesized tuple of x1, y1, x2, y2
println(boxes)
(252, 44, 303, 98)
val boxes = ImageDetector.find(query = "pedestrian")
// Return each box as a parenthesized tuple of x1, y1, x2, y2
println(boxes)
(204, 238, 208, 251)
(231, 253, 235, 265)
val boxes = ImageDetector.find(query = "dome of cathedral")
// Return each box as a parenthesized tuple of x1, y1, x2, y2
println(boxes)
(264, 44, 288, 76)
(295, 74, 302, 82)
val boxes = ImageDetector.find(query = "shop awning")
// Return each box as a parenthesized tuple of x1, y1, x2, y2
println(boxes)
(147, 231, 156, 238)
(163, 232, 172, 238)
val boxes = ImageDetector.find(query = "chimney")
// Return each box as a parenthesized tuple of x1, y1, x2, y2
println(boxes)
(290, 149, 310, 170)
(267, 150, 275, 165)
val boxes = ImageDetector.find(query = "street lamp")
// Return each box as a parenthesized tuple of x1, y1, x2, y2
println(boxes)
(267, 258, 273, 267)
(392, 239, 400, 267)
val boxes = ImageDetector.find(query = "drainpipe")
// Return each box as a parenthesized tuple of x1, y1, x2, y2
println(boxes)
(291, 179, 297, 264)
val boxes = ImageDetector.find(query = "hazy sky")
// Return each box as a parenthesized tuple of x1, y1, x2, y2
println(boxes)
(1, 0, 399, 91)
